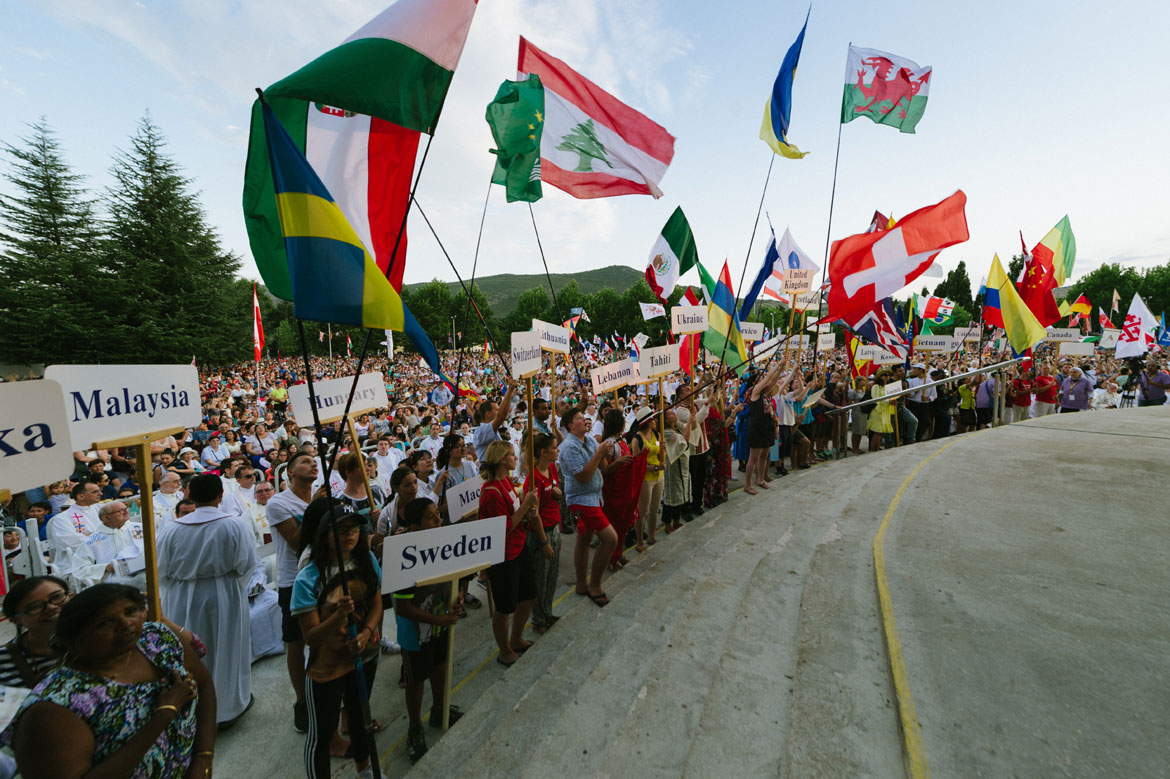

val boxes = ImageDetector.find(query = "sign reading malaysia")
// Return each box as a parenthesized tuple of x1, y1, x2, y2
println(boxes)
(591, 359, 635, 395)
(288, 372, 387, 426)
(447, 475, 483, 521)
(740, 322, 765, 342)
(0, 380, 74, 493)
(670, 306, 708, 334)
(45, 365, 200, 450)
(382, 515, 505, 593)
(532, 319, 571, 354)
(642, 343, 679, 378)
(511, 331, 542, 379)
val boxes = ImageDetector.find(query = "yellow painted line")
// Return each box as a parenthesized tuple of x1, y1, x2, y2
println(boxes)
(873, 439, 960, 779)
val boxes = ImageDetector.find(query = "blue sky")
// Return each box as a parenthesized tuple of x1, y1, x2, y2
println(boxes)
(2, 0, 1168, 298)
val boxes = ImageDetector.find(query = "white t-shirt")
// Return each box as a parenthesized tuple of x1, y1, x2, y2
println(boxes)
(266, 488, 309, 588)
(246, 433, 277, 456)
(374, 449, 406, 479)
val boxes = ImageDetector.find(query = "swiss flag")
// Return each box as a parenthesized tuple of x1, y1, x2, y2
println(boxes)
(826, 191, 969, 325)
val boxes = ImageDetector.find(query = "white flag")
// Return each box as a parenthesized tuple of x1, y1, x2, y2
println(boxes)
(633, 332, 650, 350)
(1115, 293, 1157, 358)
(639, 302, 666, 320)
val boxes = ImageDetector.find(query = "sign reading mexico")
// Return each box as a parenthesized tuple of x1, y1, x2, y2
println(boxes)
(382, 515, 506, 593)
(44, 364, 200, 450)
(511, 331, 542, 380)
(533, 319, 571, 354)
(0, 380, 74, 493)
(288, 372, 387, 426)
(670, 306, 708, 334)
(590, 359, 635, 395)
(740, 322, 765, 342)
(642, 343, 679, 378)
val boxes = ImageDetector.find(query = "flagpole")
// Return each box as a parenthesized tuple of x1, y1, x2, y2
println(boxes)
(809, 111, 846, 367)
(453, 181, 493, 424)
(327, 324, 332, 361)
(528, 202, 588, 392)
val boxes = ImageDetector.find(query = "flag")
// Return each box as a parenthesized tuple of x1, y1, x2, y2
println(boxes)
(243, 0, 479, 296)
(191, 355, 197, 366)
(318, 330, 324, 342)
(759, 11, 810, 159)
(346, 333, 353, 357)
(483, 339, 490, 358)
(741, 224, 816, 319)
(698, 262, 749, 375)
(486, 73, 545, 203)
(977, 275, 987, 298)
(258, 102, 404, 331)
(678, 287, 703, 376)
(252, 283, 265, 361)
(1115, 293, 1157, 358)
(1068, 293, 1091, 315)
(847, 334, 877, 379)
(646, 206, 699, 300)
(826, 190, 968, 325)
(1160, 314, 1170, 348)
(848, 298, 909, 359)
(518, 37, 675, 199)
(570, 307, 591, 323)
(1057, 299, 1072, 318)
(841, 45, 932, 133)
(1031, 216, 1076, 287)
(1017, 249, 1062, 327)
(1112, 288, 1121, 313)
(612, 331, 624, 345)
(984, 254, 1046, 354)
(1070, 312, 1082, 327)
(403, 303, 459, 392)
(640, 302, 666, 320)
(1098, 311, 1117, 330)
(913, 293, 955, 325)
(868, 210, 894, 233)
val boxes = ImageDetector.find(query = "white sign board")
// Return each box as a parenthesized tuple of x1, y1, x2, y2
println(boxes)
(533, 319, 571, 354)
(382, 515, 506, 593)
(857, 345, 903, 365)
(0, 380, 74, 493)
(1045, 328, 1080, 343)
(884, 381, 905, 396)
(511, 331, 542, 380)
(671, 306, 708, 334)
(914, 336, 954, 351)
(817, 332, 836, 351)
(782, 268, 815, 293)
(1059, 341, 1095, 356)
(45, 364, 200, 450)
(446, 475, 483, 521)
(955, 325, 982, 342)
(287, 372, 387, 426)
(794, 290, 821, 311)
(740, 322, 765, 342)
(642, 343, 679, 378)
(590, 359, 635, 395)
(1099, 330, 1120, 348)
(782, 334, 810, 351)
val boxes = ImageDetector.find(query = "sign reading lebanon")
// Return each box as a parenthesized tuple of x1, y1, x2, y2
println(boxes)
(591, 359, 635, 395)
(45, 364, 200, 450)
(671, 306, 708, 334)
(288, 372, 387, 426)
(533, 319, 571, 354)
(0, 379, 74, 493)
(642, 343, 679, 378)
(447, 475, 483, 521)
(740, 322, 765, 342)
(511, 331, 542, 379)
(382, 515, 506, 593)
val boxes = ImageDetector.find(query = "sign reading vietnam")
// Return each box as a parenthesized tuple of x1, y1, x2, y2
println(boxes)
(0, 379, 74, 493)
(45, 364, 200, 450)
(382, 515, 505, 593)
(533, 319, 571, 354)
(288, 372, 387, 426)
(670, 306, 708, 334)
(511, 331, 542, 379)
(642, 343, 679, 378)
(913, 335, 953, 351)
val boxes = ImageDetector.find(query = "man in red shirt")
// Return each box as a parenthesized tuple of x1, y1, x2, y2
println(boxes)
(1008, 369, 1035, 423)
(1032, 364, 1058, 417)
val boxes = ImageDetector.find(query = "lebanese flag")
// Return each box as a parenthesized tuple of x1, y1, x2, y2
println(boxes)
(252, 283, 265, 361)
(678, 287, 702, 376)
(826, 190, 969, 325)
(518, 37, 675, 198)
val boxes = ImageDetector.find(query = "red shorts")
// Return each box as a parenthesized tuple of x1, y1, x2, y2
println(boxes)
(569, 504, 610, 534)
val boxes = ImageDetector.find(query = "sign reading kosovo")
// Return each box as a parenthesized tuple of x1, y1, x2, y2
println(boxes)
(382, 515, 506, 593)
(44, 365, 200, 450)
(288, 372, 387, 426)
(0, 379, 74, 493)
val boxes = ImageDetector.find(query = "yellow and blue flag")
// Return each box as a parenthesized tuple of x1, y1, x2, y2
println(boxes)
(698, 261, 750, 375)
(759, 10, 810, 160)
(260, 101, 404, 331)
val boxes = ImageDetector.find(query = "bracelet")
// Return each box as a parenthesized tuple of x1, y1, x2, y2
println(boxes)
(155, 704, 180, 716)
(195, 751, 214, 758)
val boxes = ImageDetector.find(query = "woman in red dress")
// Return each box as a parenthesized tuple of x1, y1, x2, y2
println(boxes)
(600, 410, 646, 571)
(703, 392, 738, 508)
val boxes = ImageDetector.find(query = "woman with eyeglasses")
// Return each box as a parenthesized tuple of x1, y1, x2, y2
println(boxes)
(0, 576, 71, 689)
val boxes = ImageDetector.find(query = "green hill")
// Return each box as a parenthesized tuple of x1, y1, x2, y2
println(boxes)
(407, 264, 644, 316)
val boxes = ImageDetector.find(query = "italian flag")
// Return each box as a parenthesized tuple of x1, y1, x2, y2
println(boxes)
(518, 37, 675, 199)
(645, 207, 699, 300)
(244, 0, 478, 298)
(841, 45, 931, 134)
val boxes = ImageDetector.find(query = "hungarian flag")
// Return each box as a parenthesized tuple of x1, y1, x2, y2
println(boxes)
(913, 293, 955, 325)
(646, 207, 699, 300)
(252, 283, 265, 361)
(518, 37, 675, 198)
(1068, 293, 1092, 315)
(244, 0, 478, 296)
(346, 333, 353, 357)
(826, 190, 968, 325)
(841, 46, 932, 134)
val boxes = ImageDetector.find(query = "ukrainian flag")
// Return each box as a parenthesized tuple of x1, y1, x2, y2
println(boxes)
(261, 101, 404, 331)
(759, 10, 810, 160)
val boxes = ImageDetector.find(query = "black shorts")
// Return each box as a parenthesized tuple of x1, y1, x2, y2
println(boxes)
(278, 586, 303, 643)
(975, 407, 992, 425)
(402, 632, 449, 685)
(959, 408, 976, 427)
(486, 546, 537, 614)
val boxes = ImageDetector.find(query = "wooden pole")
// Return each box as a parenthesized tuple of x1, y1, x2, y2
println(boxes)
(346, 417, 380, 520)
(133, 442, 163, 618)
(657, 377, 665, 448)
(549, 354, 558, 424)
(526, 378, 535, 478)
(443, 575, 458, 732)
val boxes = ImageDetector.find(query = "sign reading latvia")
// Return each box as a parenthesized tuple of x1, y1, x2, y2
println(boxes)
(782, 268, 815, 293)
(382, 515, 506, 593)
(511, 331, 542, 380)
(1059, 342, 1094, 356)
(817, 332, 836, 351)
(642, 343, 679, 378)
(0, 379, 74, 493)
(913, 335, 953, 351)
(857, 345, 903, 365)
(533, 319, 571, 354)
(740, 322, 765, 342)
(670, 306, 708, 334)
(44, 364, 200, 450)
(288, 372, 387, 426)
(1045, 328, 1080, 342)
(446, 475, 483, 521)
(590, 359, 635, 395)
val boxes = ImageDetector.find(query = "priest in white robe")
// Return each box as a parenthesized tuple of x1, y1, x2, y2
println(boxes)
(151, 471, 184, 529)
(48, 481, 103, 581)
(70, 501, 145, 589)
(157, 474, 257, 726)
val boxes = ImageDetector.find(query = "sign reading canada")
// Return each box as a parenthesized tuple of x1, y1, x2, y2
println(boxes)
(670, 306, 708, 334)
(288, 372, 387, 426)
(44, 364, 200, 450)
(533, 319, 571, 354)
(382, 515, 506, 593)
(0, 379, 74, 493)
(511, 331, 542, 379)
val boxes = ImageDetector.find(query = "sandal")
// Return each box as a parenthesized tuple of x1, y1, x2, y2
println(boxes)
(744, 487, 758, 495)
(497, 655, 518, 667)
(587, 592, 610, 607)
(635, 543, 648, 553)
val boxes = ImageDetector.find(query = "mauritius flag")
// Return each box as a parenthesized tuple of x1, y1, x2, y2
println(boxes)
(244, 0, 478, 297)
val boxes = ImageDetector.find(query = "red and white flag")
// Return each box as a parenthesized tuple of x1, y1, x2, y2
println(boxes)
(1098, 311, 1117, 330)
(826, 190, 969, 325)
(318, 330, 325, 342)
(1115, 293, 1157, 358)
(346, 333, 353, 357)
(252, 283, 265, 361)
(678, 287, 702, 375)
(518, 37, 675, 198)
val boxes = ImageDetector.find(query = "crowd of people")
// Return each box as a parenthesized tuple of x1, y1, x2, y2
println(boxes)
(0, 341, 1165, 777)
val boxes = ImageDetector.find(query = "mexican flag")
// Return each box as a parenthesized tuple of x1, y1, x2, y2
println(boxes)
(518, 37, 675, 199)
(841, 45, 931, 134)
(645, 207, 699, 300)
(243, 0, 478, 297)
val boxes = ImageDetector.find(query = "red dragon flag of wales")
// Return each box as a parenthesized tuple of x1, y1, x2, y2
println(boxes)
(841, 45, 932, 133)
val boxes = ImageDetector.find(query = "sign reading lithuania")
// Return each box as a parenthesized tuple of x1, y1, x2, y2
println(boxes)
(533, 319, 571, 354)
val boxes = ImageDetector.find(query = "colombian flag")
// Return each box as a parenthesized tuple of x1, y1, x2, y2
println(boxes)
(261, 101, 404, 331)
(984, 254, 1046, 354)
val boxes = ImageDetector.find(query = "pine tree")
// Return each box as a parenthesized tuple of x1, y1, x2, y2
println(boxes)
(0, 119, 107, 363)
(104, 115, 240, 362)
(933, 259, 974, 312)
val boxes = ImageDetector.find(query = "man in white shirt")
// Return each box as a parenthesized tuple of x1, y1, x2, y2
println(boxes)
(48, 481, 103, 580)
(71, 501, 145, 588)
(373, 437, 405, 480)
(220, 467, 259, 518)
(152, 472, 184, 529)
(418, 427, 443, 459)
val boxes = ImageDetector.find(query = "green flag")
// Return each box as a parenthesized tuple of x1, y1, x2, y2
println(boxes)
(486, 74, 545, 203)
